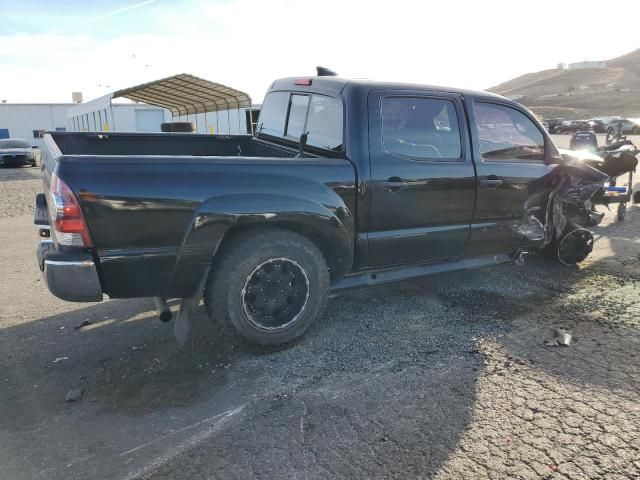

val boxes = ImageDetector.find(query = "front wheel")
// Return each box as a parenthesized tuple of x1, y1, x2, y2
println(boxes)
(204, 228, 329, 345)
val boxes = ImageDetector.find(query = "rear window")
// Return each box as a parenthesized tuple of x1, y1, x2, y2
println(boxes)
(257, 91, 289, 137)
(285, 94, 310, 140)
(257, 91, 343, 152)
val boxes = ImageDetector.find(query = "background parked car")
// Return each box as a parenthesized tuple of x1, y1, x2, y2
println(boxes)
(0, 138, 39, 167)
(545, 118, 564, 133)
(556, 120, 591, 134)
(606, 118, 640, 135)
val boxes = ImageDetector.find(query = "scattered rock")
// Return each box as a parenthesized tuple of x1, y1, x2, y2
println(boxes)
(65, 388, 84, 402)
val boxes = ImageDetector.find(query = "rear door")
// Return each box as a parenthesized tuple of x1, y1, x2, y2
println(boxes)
(465, 98, 557, 255)
(366, 91, 476, 266)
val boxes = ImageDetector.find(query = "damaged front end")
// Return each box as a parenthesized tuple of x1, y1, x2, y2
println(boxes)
(520, 160, 609, 265)
(519, 142, 638, 265)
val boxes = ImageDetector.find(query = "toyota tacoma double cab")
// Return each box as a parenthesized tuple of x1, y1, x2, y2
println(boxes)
(35, 70, 608, 345)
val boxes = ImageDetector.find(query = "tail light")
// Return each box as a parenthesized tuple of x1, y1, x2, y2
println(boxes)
(49, 173, 92, 247)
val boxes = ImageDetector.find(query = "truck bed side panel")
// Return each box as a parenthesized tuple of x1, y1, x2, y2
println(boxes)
(55, 156, 356, 298)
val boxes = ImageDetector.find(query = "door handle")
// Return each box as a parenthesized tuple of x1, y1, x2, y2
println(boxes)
(480, 175, 503, 189)
(384, 177, 409, 192)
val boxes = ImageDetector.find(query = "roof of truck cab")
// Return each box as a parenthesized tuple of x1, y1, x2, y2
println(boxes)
(269, 76, 508, 101)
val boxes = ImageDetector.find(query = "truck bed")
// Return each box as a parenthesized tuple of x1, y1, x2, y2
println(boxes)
(42, 131, 356, 299)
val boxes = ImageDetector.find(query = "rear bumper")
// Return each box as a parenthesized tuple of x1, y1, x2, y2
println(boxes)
(35, 193, 103, 302)
(37, 241, 103, 302)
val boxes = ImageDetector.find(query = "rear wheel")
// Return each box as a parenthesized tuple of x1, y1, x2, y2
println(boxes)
(204, 228, 329, 345)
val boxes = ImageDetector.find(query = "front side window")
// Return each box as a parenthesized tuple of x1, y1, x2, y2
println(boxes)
(382, 97, 462, 160)
(474, 102, 544, 162)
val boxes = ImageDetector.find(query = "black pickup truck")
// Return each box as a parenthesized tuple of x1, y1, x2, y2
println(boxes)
(35, 71, 609, 345)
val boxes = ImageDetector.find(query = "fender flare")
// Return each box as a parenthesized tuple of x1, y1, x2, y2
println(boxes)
(166, 193, 354, 297)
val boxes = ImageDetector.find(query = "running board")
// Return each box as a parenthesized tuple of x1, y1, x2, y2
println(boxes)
(330, 253, 512, 291)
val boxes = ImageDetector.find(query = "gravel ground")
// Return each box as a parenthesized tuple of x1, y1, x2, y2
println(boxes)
(1, 158, 639, 480)
(0, 166, 42, 218)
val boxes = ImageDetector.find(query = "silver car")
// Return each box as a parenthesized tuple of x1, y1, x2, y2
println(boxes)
(0, 139, 38, 167)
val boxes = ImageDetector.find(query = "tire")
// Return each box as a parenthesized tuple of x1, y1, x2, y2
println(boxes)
(617, 203, 627, 221)
(160, 122, 195, 133)
(204, 228, 329, 345)
(543, 226, 594, 265)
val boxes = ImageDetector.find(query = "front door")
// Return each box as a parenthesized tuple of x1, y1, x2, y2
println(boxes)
(465, 99, 557, 255)
(367, 91, 477, 267)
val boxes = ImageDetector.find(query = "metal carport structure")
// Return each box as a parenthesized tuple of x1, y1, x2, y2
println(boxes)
(113, 73, 252, 133)
(67, 73, 253, 134)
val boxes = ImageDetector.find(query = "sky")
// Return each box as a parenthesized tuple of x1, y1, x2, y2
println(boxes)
(0, 0, 639, 104)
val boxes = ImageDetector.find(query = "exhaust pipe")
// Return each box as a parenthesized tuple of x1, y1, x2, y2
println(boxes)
(153, 297, 173, 323)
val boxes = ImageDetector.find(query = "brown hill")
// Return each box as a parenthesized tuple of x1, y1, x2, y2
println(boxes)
(608, 48, 640, 77)
(489, 48, 640, 119)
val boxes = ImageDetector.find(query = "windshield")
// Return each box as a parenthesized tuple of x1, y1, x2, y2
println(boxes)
(0, 139, 30, 149)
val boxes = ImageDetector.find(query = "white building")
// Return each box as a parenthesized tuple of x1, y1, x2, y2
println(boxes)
(0, 103, 72, 147)
(0, 102, 179, 147)
(567, 61, 607, 70)
(68, 96, 257, 135)
(67, 99, 172, 133)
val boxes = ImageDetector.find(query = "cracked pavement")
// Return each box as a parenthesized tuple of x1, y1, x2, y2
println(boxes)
(1, 152, 639, 479)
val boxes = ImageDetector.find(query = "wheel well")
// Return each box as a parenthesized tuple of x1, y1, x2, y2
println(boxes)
(214, 222, 347, 279)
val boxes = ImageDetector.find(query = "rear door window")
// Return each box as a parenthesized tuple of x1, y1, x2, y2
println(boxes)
(474, 102, 545, 162)
(381, 97, 462, 160)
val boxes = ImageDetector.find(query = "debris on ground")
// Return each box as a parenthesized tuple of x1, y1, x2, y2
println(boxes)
(544, 329, 573, 347)
(53, 356, 69, 363)
(74, 320, 93, 330)
(554, 328, 572, 346)
(65, 388, 84, 403)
